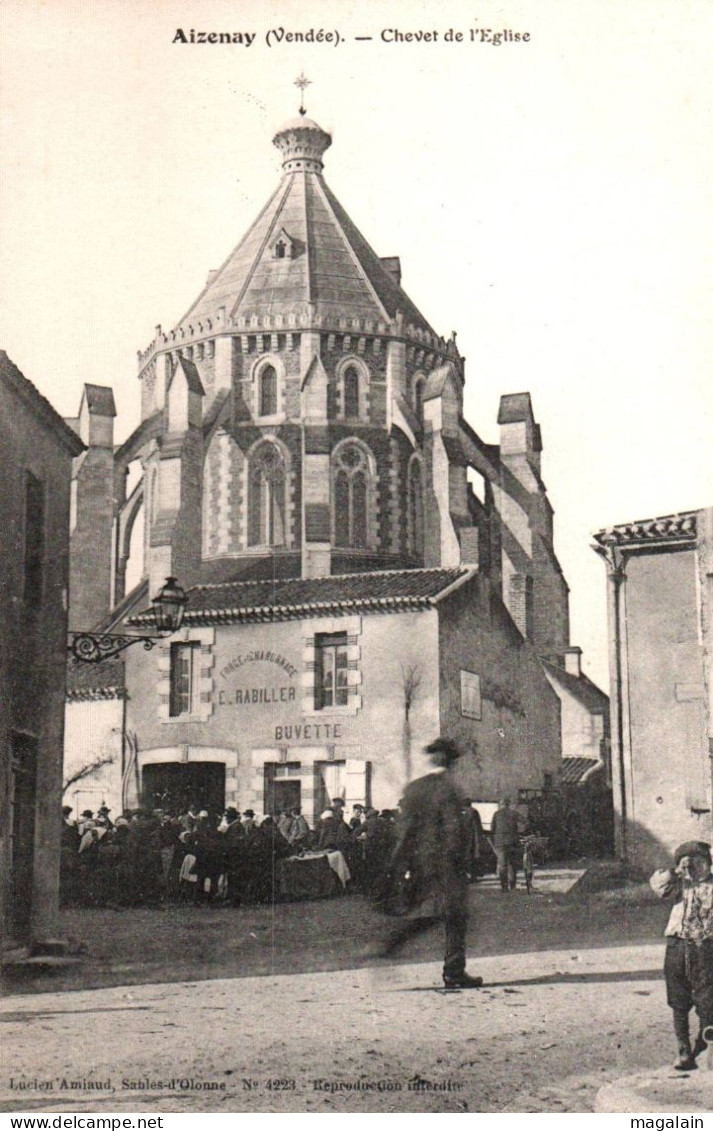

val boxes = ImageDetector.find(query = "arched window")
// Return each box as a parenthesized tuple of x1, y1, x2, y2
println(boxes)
(248, 441, 286, 547)
(343, 366, 360, 418)
(408, 456, 424, 558)
(259, 364, 278, 416)
(275, 240, 286, 260)
(333, 442, 370, 549)
(337, 358, 369, 422)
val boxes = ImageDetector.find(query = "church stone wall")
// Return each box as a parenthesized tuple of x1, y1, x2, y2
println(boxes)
(531, 537, 570, 656)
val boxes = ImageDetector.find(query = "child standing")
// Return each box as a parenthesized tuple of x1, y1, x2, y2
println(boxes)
(650, 840, 713, 1070)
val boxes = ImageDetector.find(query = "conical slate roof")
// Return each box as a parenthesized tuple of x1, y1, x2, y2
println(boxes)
(177, 115, 434, 335)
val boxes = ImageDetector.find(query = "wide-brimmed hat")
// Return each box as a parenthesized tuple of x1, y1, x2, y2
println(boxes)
(674, 841, 712, 865)
(426, 738, 462, 766)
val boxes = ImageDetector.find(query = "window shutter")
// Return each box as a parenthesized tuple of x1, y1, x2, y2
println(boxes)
(344, 759, 368, 807)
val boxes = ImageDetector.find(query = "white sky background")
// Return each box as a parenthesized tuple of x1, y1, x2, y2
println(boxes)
(1, 0, 712, 688)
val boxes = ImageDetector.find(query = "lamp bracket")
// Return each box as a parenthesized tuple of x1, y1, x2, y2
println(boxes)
(69, 632, 164, 664)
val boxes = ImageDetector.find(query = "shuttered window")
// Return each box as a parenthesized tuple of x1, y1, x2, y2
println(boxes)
(169, 642, 198, 717)
(315, 633, 349, 710)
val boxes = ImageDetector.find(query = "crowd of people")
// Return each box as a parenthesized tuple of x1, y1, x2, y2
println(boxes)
(59, 734, 713, 1072)
(59, 798, 434, 909)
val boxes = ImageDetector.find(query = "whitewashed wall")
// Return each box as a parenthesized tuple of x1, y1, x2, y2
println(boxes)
(63, 699, 124, 819)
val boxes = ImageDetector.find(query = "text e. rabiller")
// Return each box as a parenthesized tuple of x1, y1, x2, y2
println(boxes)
(173, 28, 256, 46)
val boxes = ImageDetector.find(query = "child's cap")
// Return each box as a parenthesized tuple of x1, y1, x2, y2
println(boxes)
(674, 840, 712, 865)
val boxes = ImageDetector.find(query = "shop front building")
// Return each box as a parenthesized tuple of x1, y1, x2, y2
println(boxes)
(123, 569, 560, 821)
(64, 104, 595, 821)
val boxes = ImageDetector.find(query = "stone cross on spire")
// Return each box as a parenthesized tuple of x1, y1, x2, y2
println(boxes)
(294, 72, 311, 116)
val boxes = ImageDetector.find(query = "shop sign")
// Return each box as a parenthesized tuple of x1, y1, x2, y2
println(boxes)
(218, 648, 298, 708)
(274, 723, 343, 741)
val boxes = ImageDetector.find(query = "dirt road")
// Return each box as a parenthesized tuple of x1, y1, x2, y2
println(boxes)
(1, 942, 679, 1113)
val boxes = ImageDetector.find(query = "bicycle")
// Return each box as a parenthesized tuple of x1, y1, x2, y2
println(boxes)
(520, 835, 548, 893)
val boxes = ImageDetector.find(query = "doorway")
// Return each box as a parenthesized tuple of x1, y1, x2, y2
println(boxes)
(264, 762, 301, 816)
(142, 762, 225, 816)
(273, 779, 301, 814)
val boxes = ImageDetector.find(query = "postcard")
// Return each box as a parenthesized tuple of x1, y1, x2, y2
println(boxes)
(1, 0, 712, 1117)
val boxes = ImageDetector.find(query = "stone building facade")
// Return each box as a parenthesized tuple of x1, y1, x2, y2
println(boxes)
(594, 509, 713, 872)
(66, 110, 600, 821)
(0, 351, 84, 954)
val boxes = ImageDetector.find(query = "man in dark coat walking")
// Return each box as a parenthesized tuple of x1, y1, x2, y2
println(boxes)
(491, 796, 523, 891)
(379, 738, 483, 989)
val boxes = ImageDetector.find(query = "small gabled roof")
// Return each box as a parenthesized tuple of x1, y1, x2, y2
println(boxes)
(271, 226, 296, 249)
(497, 392, 534, 425)
(130, 567, 473, 627)
(300, 352, 329, 392)
(82, 384, 117, 417)
(423, 362, 461, 403)
(541, 658, 608, 713)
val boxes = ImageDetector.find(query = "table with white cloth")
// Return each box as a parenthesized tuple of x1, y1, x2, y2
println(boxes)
(277, 849, 351, 901)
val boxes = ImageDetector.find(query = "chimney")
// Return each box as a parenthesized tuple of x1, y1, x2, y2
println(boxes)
(380, 256, 401, 286)
(69, 384, 117, 630)
(564, 647, 582, 678)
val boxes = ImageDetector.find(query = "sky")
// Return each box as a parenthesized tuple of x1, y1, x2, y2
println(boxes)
(1, 0, 712, 688)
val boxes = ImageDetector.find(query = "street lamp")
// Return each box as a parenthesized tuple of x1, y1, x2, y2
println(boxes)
(69, 577, 188, 664)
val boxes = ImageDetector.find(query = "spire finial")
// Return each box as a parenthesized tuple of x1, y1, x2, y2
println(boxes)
(294, 72, 311, 117)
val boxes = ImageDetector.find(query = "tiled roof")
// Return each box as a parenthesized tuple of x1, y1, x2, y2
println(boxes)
(176, 129, 436, 338)
(130, 567, 473, 627)
(66, 658, 126, 702)
(0, 351, 85, 456)
(541, 659, 608, 712)
(593, 511, 698, 548)
(561, 757, 601, 785)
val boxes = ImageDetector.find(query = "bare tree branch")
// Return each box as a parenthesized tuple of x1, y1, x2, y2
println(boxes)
(400, 663, 423, 716)
(63, 755, 115, 792)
